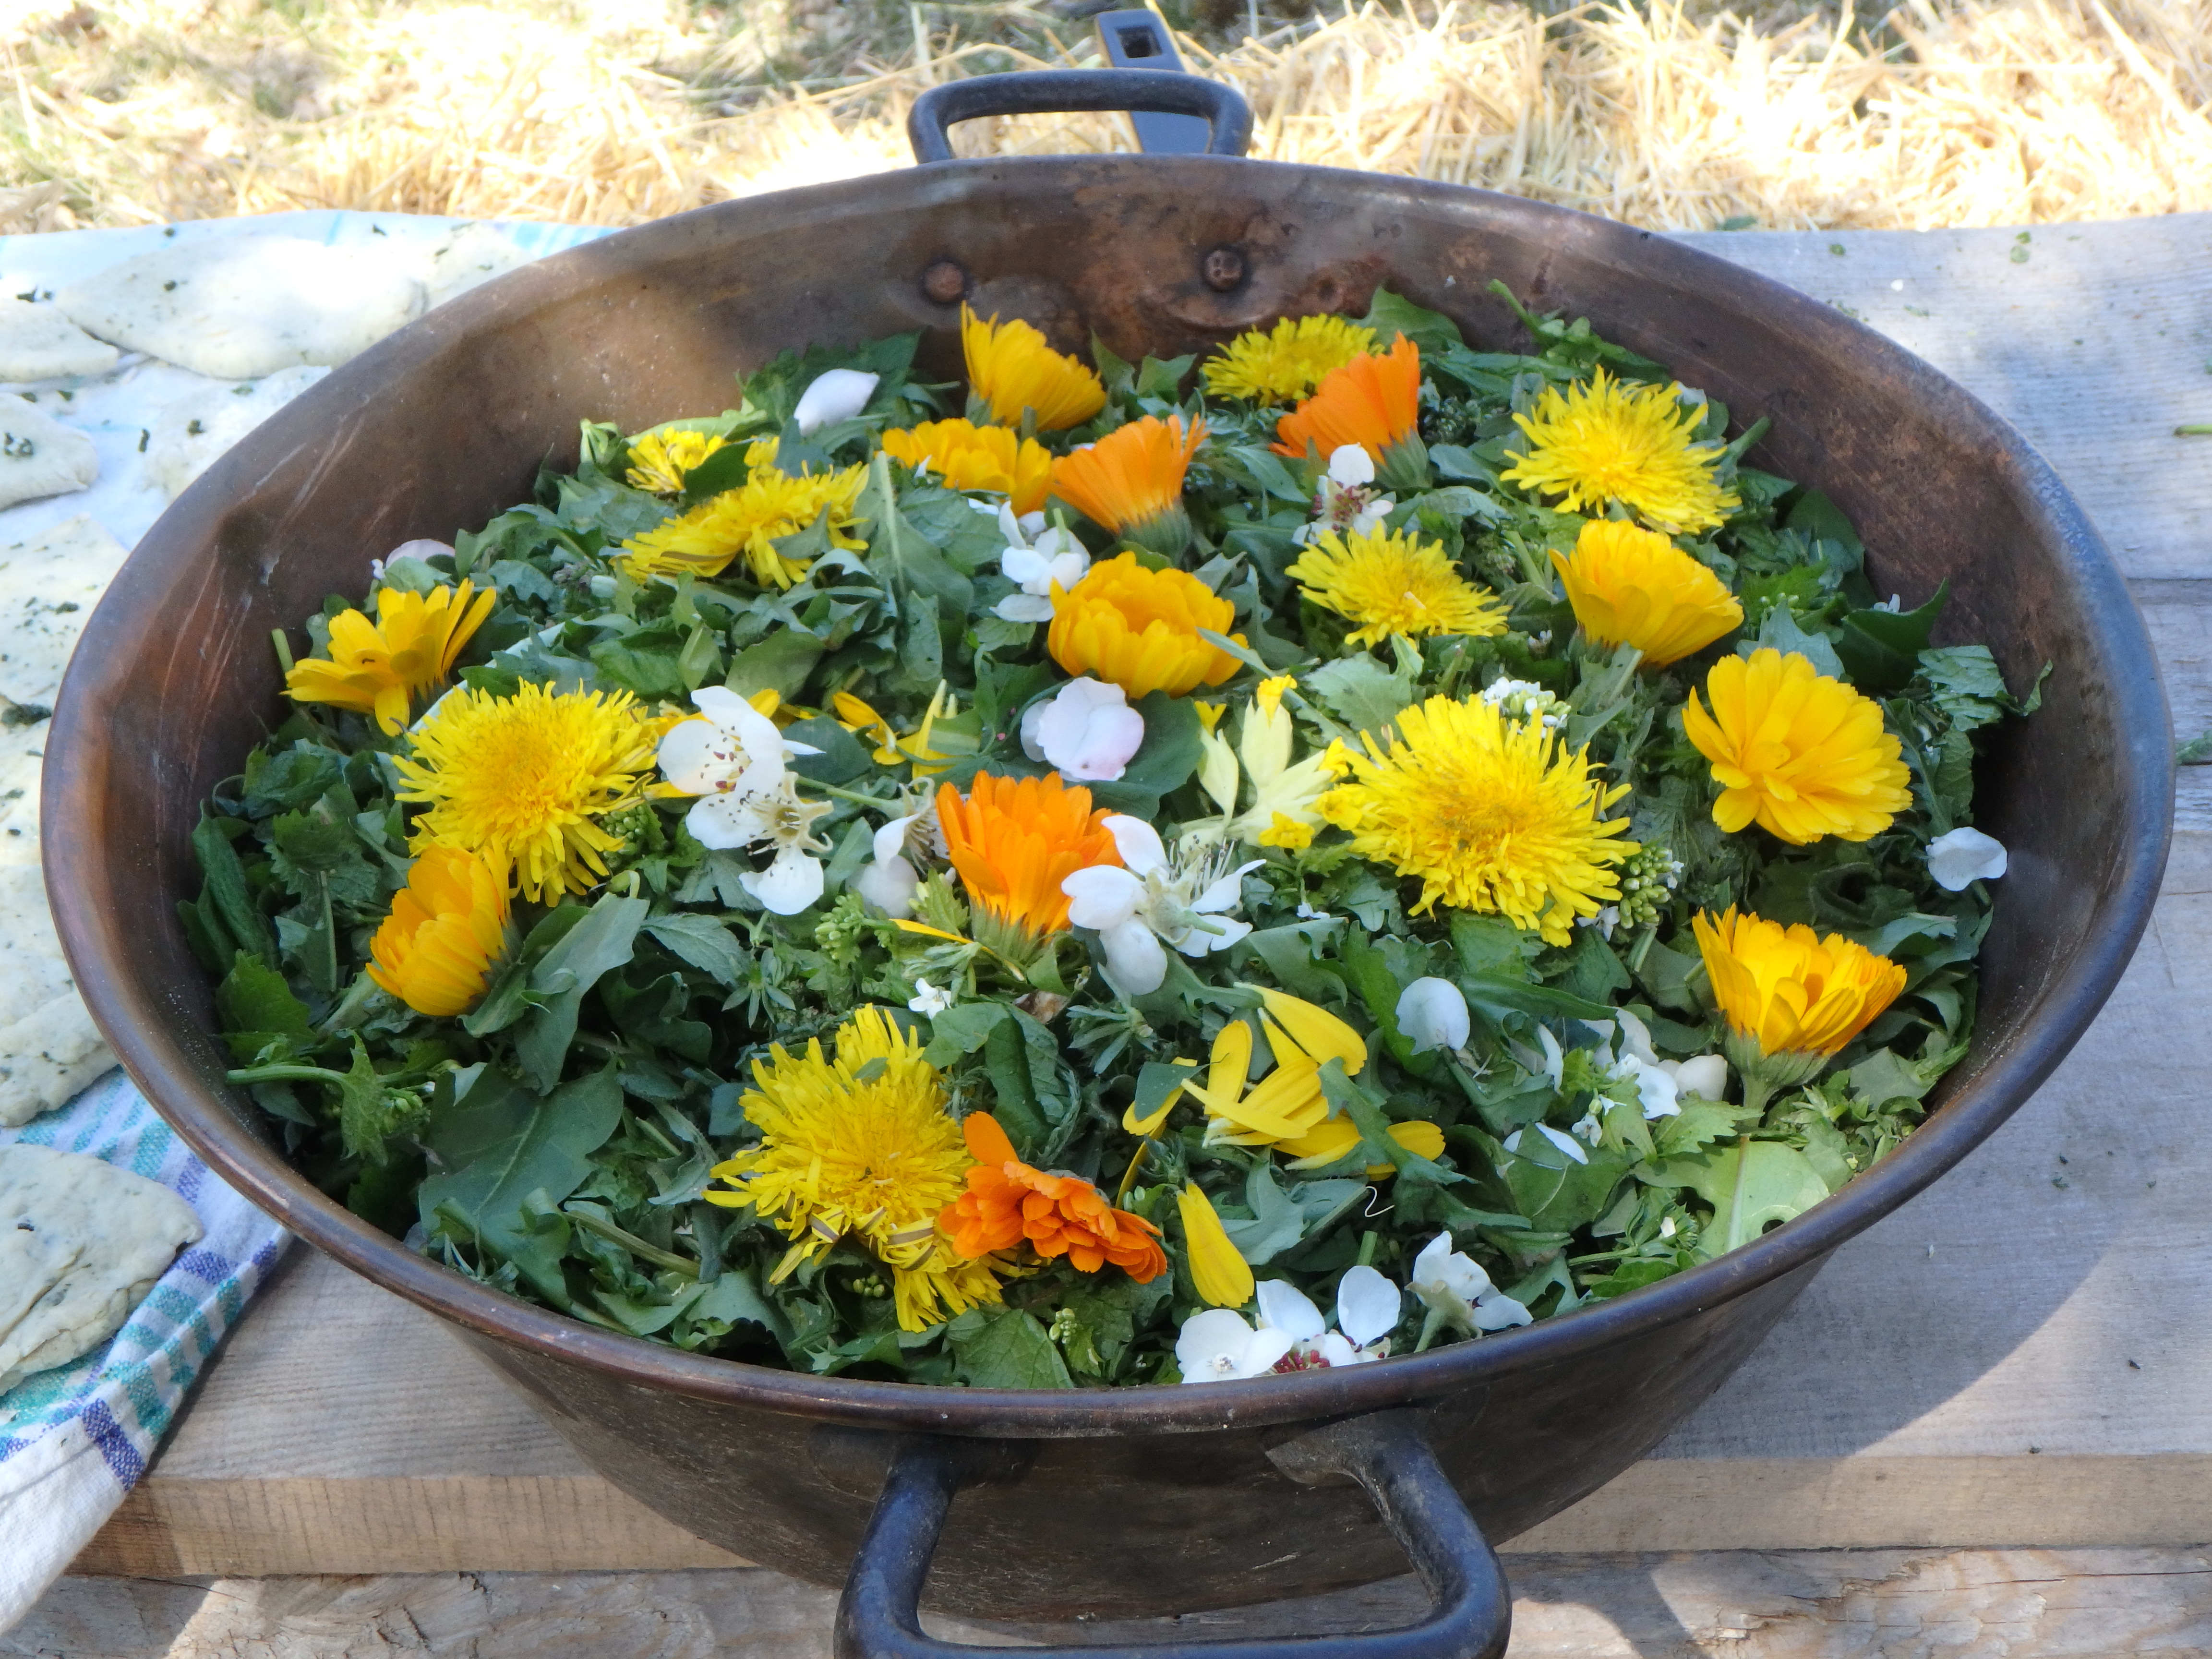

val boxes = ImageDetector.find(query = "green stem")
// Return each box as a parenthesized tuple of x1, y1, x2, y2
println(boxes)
(565, 1210, 700, 1279)
(811, 779, 901, 810)
(318, 971, 382, 1034)
(2176, 424, 2212, 436)
(228, 1064, 350, 1087)
(269, 628, 295, 673)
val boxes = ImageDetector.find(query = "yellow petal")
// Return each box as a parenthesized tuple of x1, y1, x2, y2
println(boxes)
(1245, 986, 1367, 1075)
(1207, 1018, 1253, 1111)
(1121, 1058, 1197, 1136)
(1178, 1183, 1254, 1308)
(892, 919, 971, 945)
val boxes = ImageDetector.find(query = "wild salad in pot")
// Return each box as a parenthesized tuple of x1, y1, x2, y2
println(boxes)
(193, 287, 2033, 1389)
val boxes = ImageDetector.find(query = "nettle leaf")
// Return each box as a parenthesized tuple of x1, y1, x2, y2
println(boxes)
(952, 1307, 1074, 1389)
(217, 954, 314, 1040)
(785, 717, 875, 787)
(590, 624, 690, 700)
(923, 1001, 1009, 1069)
(1307, 653, 1418, 738)
(1743, 602, 1844, 680)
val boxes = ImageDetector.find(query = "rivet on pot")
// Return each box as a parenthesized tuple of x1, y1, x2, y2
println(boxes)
(921, 260, 968, 304)
(1202, 247, 1246, 292)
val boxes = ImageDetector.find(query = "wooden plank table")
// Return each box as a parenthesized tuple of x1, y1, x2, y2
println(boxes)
(28, 211, 2212, 1656)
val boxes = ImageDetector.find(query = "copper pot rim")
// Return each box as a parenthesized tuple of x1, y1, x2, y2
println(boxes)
(45, 156, 2173, 1438)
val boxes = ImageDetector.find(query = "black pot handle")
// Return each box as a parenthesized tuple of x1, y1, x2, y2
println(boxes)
(906, 70, 1254, 164)
(832, 1410, 1512, 1659)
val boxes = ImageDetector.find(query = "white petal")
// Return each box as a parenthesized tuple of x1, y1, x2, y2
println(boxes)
(1318, 1333, 1360, 1367)
(1614, 1008, 1661, 1068)
(872, 815, 918, 863)
(1020, 699, 1050, 762)
(793, 368, 878, 433)
(1334, 1264, 1403, 1347)
(1015, 510, 1047, 539)
(1672, 1055, 1729, 1102)
(1625, 1056, 1682, 1120)
(1534, 1121, 1591, 1165)
(1471, 1291, 1534, 1331)
(1928, 826, 2008, 890)
(1176, 1309, 1259, 1383)
(685, 792, 760, 851)
(1043, 549, 1090, 589)
(1326, 444, 1376, 486)
(1236, 1328, 1298, 1378)
(1255, 1279, 1326, 1341)
(995, 594, 1055, 623)
(1061, 865, 1145, 929)
(1194, 860, 1265, 914)
(1002, 544, 1053, 588)
(1037, 681, 1144, 782)
(385, 537, 455, 564)
(1102, 814, 1168, 876)
(996, 501, 1026, 544)
(741, 847, 824, 914)
(854, 854, 919, 919)
(1396, 977, 1471, 1055)
(1177, 916, 1250, 959)
(687, 685, 754, 728)
(1098, 920, 1169, 997)
(1537, 1025, 1565, 1090)
(657, 718, 726, 794)
(1411, 1233, 1453, 1286)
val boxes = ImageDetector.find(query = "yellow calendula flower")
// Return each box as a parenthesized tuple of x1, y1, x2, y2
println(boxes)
(395, 682, 662, 904)
(1047, 553, 1244, 699)
(1693, 906, 1907, 1107)
(1287, 526, 1508, 649)
(624, 429, 728, 495)
(1315, 694, 1635, 946)
(704, 1006, 1002, 1333)
(962, 305, 1106, 432)
(366, 845, 510, 1016)
(1683, 649, 1912, 844)
(1501, 368, 1740, 533)
(285, 580, 495, 735)
(1551, 519, 1743, 667)
(618, 463, 866, 589)
(1177, 1183, 1254, 1308)
(879, 419, 1053, 516)
(1202, 314, 1378, 406)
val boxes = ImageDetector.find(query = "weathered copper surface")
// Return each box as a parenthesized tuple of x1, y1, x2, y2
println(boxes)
(44, 158, 2171, 1625)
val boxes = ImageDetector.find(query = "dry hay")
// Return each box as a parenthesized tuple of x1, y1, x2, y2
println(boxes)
(0, 0, 2205, 232)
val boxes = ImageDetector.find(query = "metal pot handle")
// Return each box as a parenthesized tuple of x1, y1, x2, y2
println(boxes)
(831, 1410, 1512, 1659)
(906, 70, 1254, 164)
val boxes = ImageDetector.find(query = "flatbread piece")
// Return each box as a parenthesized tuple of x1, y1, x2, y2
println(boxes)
(0, 863, 115, 1127)
(0, 298, 120, 383)
(0, 512, 133, 709)
(0, 398, 98, 513)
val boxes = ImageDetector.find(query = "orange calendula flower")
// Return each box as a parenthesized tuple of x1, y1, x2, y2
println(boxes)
(935, 771, 1122, 947)
(1693, 906, 1907, 1108)
(1683, 649, 1913, 844)
(1273, 334, 1427, 491)
(366, 844, 511, 1016)
(1049, 414, 1205, 558)
(285, 579, 495, 735)
(879, 418, 1053, 516)
(1551, 519, 1743, 667)
(1047, 553, 1244, 699)
(941, 1113, 1167, 1280)
(962, 306, 1107, 432)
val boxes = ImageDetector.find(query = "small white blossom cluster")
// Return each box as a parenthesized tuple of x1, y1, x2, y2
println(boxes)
(1480, 676, 1565, 732)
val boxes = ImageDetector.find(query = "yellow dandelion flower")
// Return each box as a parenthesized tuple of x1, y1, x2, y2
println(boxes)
(367, 845, 511, 1016)
(962, 305, 1106, 432)
(396, 682, 661, 904)
(1683, 649, 1913, 844)
(285, 580, 495, 735)
(1314, 694, 1635, 945)
(624, 429, 728, 495)
(1202, 314, 1378, 405)
(1287, 525, 1508, 649)
(704, 1006, 1002, 1333)
(1047, 553, 1244, 699)
(1551, 519, 1743, 667)
(1258, 813, 1315, 850)
(618, 464, 866, 589)
(879, 419, 1053, 516)
(1501, 368, 1740, 533)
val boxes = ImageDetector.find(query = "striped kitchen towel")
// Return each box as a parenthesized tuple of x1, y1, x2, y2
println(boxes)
(0, 1069, 290, 1631)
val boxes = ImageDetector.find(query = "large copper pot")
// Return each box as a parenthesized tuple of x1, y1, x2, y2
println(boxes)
(46, 71, 2169, 1659)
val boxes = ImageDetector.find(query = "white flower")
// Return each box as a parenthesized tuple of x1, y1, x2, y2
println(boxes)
(1585, 1011, 1683, 1120)
(792, 368, 878, 434)
(908, 979, 955, 1016)
(1250, 1272, 1398, 1369)
(1176, 1307, 1296, 1383)
(1503, 1122, 1590, 1166)
(855, 814, 922, 919)
(1410, 1233, 1533, 1334)
(1927, 826, 2008, 890)
(994, 505, 1091, 623)
(1255, 1279, 1326, 1345)
(1020, 677, 1144, 782)
(1333, 1264, 1403, 1351)
(1061, 818, 1262, 996)
(1396, 977, 1471, 1055)
(1480, 677, 1565, 732)
(658, 688, 829, 915)
(1664, 1054, 1729, 1102)
(1290, 444, 1395, 547)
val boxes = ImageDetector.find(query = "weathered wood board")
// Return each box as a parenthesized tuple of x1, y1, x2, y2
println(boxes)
(37, 214, 2212, 1636)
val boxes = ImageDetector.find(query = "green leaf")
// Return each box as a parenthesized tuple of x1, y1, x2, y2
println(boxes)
(1650, 1099, 1755, 1157)
(1234, 919, 1345, 1003)
(515, 893, 649, 1092)
(1357, 288, 1466, 356)
(193, 813, 274, 966)
(952, 1308, 1074, 1389)
(1222, 1161, 1308, 1264)
(336, 1035, 425, 1166)
(784, 717, 876, 787)
(688, 1269, 794, 1345)
(642, 914, 748, 987)
(1306, 653, 1418, 738)
(1784, 488, 1864, 559)
(1845, 1047, 1942, 1106)
(1450, 914, 1533, 976)
(1499, 1135, 1631, 1234)
(1091, 691, 1203, 813)
(1834, 581, 1949, 694)
(590, 624, 690, 700)
(216, 953, 313, 1038)
(1664, 1140, 1831, 1258)
(1743, 603, 1844, 680)
(1319, 1059, 1462, 1186)
(420, 1066, 626, 1302)
(1556, 928, 1630, 1002)
(922, 1000, 1010, 1068)
(725, 630, 824, 701)
(981, 1009, 1048, 1155)
(1917, 644, 2034, 733)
